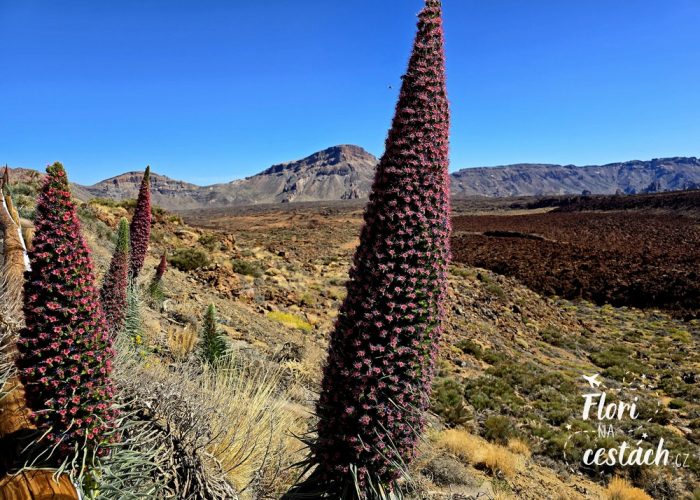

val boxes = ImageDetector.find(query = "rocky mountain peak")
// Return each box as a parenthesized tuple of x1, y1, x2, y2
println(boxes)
(259, 145, 377, 176)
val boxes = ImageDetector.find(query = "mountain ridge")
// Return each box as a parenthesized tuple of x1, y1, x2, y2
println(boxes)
(7, 146, 700, 210)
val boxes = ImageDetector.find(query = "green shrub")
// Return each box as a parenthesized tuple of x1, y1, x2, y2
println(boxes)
(464, 376, 524, 414)
(199, 234, 220, 252)
(456, 339, 483, 358)
(231, 259, 262, 277)
(77, 204, 116, 242)
(636, 398, 672, 425)
(12, 182, 36, 197)
(89, 197, 166, 217)
(15, 194, 36, 219)
(484, 283, 506, 300)
(431, 377, 470, 427)
(299, 292, 317, 306)
(669, 399, 686, 410)
(170, 248, 211, 271)
(483, 415, 517, 444)
(482, 349, 508, 365)
(540, 326, 576, 349)
(90, 197, 122, 208)
(589, 346, 642, 381)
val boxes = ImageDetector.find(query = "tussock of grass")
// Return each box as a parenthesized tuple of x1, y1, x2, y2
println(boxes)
(267, 311, 313, 332)
(605, 477, 652, 500)
(481, 445, 519, 478)
(435, 428, 482, 462)
(202, 356, 304, 493)
(282, 344, 324, 390)
(435, 429, 523, 478)
(506, 438, 531, 458)
(166, 325, 198, 360)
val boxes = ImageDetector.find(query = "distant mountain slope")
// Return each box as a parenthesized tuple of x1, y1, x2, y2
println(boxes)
(7, 148, 700, 210)
(81, 145, 377, 210)
(450, 157, 700, 198)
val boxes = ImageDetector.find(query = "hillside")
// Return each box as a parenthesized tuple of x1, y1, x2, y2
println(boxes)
(3, 169, 698, 498)
(8, 150, 700, 210)
(80, 145, 377, 210)
(450, 157, 700, 197)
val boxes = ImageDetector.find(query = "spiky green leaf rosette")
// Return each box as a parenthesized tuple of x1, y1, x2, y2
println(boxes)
(199, 304, 227, 366)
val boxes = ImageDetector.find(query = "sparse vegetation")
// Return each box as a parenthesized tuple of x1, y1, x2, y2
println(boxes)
(506, 438, 531, 458)
(431, 377, 470, 427)
(167, 325, 198, 361)
(434, 429, 522, 478)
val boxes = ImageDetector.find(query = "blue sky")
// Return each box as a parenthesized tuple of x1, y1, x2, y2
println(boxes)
(1, 0, 699, 185)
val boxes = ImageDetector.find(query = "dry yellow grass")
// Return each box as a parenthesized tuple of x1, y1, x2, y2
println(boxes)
(435, 428, 483, 462)
(481, 445, 519, 478)
(507, 437, 531, 458)
(166, 325, 197, 359)
(605, 477, 653, 500)
(282, 343, 325, 391)
(202, 356, 305, 495)
(434, 428, 522, 478)
(492, 493, 515, 500)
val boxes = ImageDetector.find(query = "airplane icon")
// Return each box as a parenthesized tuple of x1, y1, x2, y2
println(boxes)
(583, 374, 602, 389)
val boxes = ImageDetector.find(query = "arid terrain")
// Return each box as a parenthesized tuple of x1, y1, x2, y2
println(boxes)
(452, 210, 700, 319)
(5, 173, 699, 498)
(176, 193, 699, 498)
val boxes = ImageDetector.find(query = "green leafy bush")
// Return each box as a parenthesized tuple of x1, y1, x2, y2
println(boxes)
(431, 377, 470, 427)
(231, 259, 263, 277)
(199, 234, 220, 252)
(170, 248, 210, 271)
(456, 339, 483, 358)
(539, 326, 577, 349)
(589, 346, 642, 381)
(483, 415, 518, 444)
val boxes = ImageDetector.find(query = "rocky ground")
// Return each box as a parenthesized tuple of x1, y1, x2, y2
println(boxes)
(8, 174, 699, 498)
(177, 201, 698, 499)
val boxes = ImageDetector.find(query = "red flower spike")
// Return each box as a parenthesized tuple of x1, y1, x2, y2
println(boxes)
(129, 166, 152, 279)
(100, 217, 130, 336)
(311, 0, 451, 493)
(16, 162, 117, 460)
